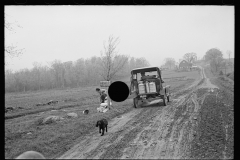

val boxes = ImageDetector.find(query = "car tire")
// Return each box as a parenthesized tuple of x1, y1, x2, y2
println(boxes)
(133, 98, 138, 108)
(167, 94, 170, 102)
(163, 95, 167, 106)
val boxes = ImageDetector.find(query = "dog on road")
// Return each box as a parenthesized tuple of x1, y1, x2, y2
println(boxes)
(96, 118, 108, 136)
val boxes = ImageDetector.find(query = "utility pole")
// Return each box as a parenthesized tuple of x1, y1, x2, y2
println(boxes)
(227, 50, 232, 72)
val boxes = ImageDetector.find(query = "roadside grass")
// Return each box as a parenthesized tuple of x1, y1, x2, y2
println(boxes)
(5, 98, 134, 159)
(162, 70, 200, 94)
(5, 70, 200, 159)
(204, 66, 234, 93)
(5, 86, 99, 111)
(162, 69, 200, 80)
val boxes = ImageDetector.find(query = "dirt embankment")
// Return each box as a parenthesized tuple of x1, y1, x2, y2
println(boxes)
(188, 66, 234, 159)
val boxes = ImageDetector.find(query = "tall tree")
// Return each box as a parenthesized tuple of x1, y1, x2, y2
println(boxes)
(183, 52, 197, 63)
(164, 58, 176, 69)
(210, 56, 223, 72)
(135, 57, 150, 68)
(205, 48, 223, 73)
(32, 62, 42, 90)
(205, 48, 223, 62)
(99, 35, 129, 81)
(18, 69, 30, 92)
(63, 61, 74, 87)
(51, 60, 64, 88)
(74, 58, 85, 87)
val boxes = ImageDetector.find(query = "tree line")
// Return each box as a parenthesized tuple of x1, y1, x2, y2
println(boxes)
(5, 29, 150, 93)
(162, 48, 233, 75)
(5, 56, 149, 93)
(162, 52, 197, 69)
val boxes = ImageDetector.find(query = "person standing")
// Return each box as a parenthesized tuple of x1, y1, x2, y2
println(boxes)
(96, 88, 112, 111)
(96, 88, 107, 103)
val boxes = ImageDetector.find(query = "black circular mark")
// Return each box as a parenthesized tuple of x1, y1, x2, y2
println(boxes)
(108, 81, 129, 102)
(73, 0, 86, 4)
(103, 0, 116, 5)
(44, 0, 57, 5)
(222, 0, 234, 5)
(14, 0, 27, 4)
(162, 0, 175, 5)
(192, 0, 205, 5)
(133, 0, 145, 5)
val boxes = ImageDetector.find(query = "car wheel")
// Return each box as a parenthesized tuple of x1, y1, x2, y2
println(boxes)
(163, 96, 167, 106)
(133, 98, 139, 108)
(167, 94, 170, 102)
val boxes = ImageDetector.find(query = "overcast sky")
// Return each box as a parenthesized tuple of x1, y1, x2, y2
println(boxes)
(5, 6, 234, 72)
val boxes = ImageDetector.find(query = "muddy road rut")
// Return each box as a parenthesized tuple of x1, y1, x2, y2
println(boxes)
(58, 66, 233, 159)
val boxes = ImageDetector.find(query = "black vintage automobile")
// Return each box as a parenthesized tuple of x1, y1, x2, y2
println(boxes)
(129, 66, 170, 108)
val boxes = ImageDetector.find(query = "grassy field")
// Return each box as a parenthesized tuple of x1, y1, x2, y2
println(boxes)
(5, 70, 200, 159)
(161, 69, 201, 93)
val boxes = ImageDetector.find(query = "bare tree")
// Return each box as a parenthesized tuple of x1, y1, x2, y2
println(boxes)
(183, 52, 197, 64)
(5, 13, 24, 65)
(164, 58, 176, 69)
(135, 57, 150, 68)
(18, 69, 30, 92)
(32, 62, 43, 90)
(74, 58, 85, 87)
(99, 35, 129, 81)
(51, 60, 64, 88)
(63, 61, 74, 87)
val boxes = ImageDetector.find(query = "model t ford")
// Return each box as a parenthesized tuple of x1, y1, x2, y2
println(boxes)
(129, 66, 170, 108)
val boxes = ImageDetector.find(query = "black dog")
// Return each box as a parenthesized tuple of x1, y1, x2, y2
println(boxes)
(96, 118, 108, 136)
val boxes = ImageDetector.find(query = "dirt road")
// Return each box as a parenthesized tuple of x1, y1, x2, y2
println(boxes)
(58, 66, 233, 159)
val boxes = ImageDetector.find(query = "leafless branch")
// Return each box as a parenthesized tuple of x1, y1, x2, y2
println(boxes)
(99, 35, 128, 81)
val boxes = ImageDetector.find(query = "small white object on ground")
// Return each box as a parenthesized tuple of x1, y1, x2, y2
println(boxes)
(16, 151, 45, 159)
(67, 112, 78, 118)
(98, 102, 112, 113)
(42, 116, 62, 124)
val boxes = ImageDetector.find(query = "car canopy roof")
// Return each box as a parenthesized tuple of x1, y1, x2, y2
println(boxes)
(131, 66, 159, 74)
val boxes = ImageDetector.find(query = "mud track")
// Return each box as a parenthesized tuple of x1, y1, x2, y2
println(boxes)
(58, 66, 232, 159)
